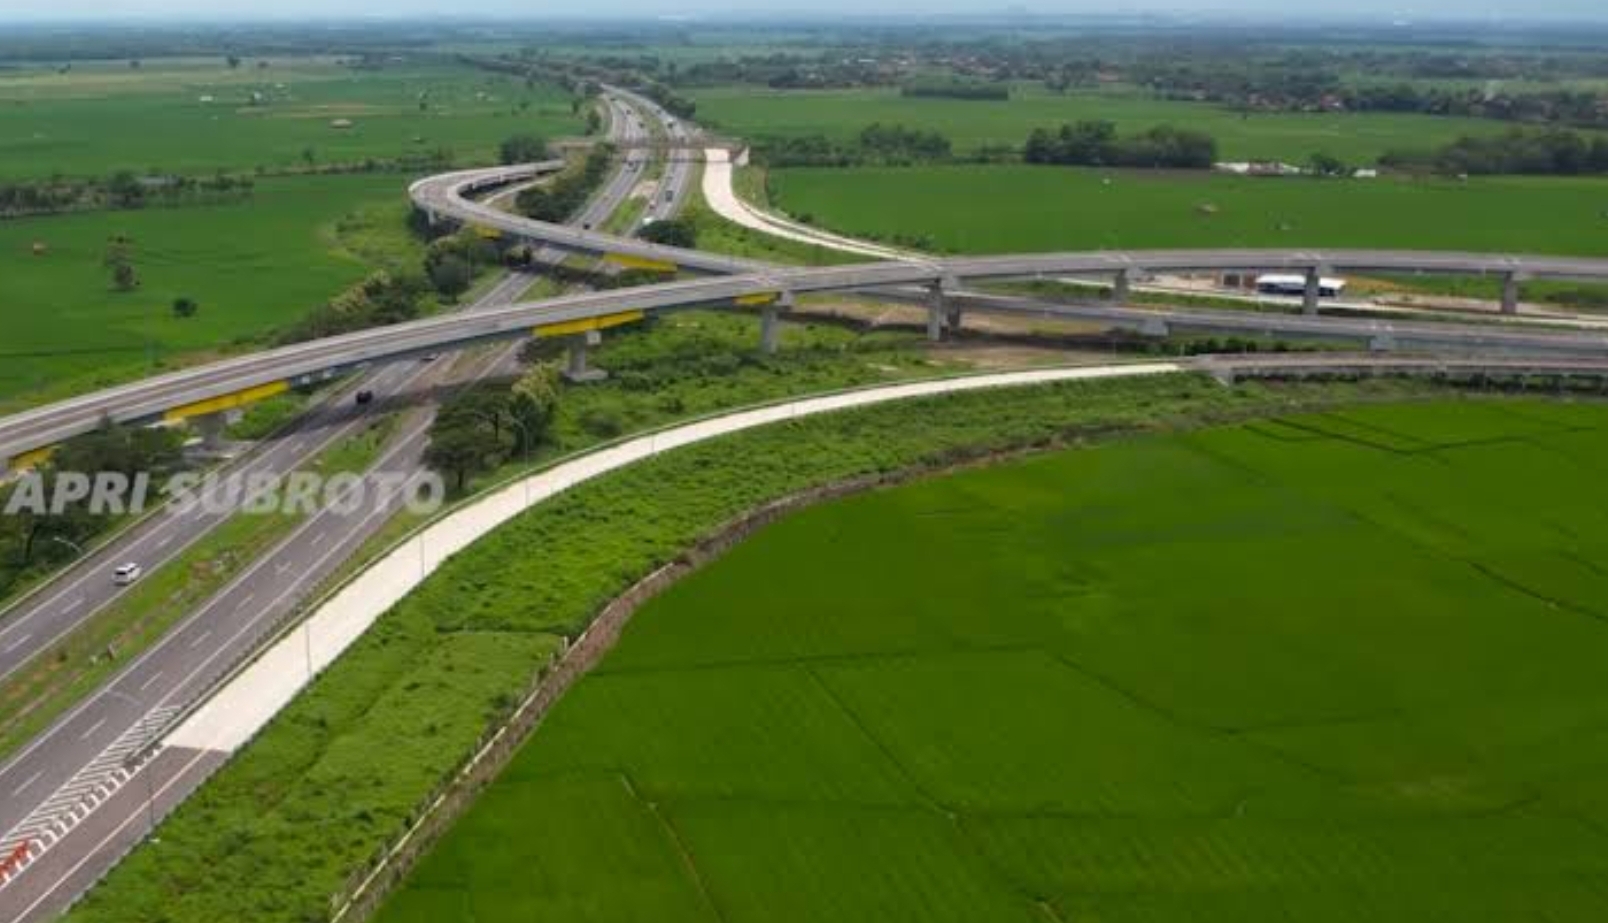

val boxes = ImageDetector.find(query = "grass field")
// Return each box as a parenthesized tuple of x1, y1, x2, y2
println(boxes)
(378, 397, 1608, 923)
(67, 374, 1454, 923)
(692, 84, 1518, 165)
(764, 164, 1608, 255)
(0, 173, 416, 412)
(0, 57, 581, 179)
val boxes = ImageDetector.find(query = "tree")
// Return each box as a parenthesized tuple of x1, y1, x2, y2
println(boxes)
(1308, 152, 1347, 177)
(106, 171, 145, 208)
(172, 296, 199, 319)
(226, 55, 242, 70)
(499, 134, 549, 165)
(427, 254, 472, 299)
(423, 419, 489, 492)
(111, 262, 138, 292)
(639, 218, 697, 249)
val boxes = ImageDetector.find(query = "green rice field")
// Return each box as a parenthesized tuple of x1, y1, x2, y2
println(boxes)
(0, 173, 410, 411)
(692, 84, 1517, 164)
(0, 57, 581, 179)
(766, 164, 1608, 255)
(378, 398, 1608, 922)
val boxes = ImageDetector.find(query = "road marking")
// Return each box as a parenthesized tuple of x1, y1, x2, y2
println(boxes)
(11, 747, 213, 923)
(12, 770, 43, 798)
(138, 672, 164, 693)
(311, 533, 327, 546)
(78, 718, 107, 741)
(61, 597, 84, 614)
(235, 594, 255, 612)
(154, 535, 173, 551)
(3, 634, 32, 655)
(187, 630, 212, 650)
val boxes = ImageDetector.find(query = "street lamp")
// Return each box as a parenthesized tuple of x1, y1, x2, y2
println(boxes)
(106, 689, 159, 841)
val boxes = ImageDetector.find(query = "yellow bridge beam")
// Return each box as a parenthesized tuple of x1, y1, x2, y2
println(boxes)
(603, 253, 678, 274)
(534, 310, 645, 339)
(163, 380, 290, 424)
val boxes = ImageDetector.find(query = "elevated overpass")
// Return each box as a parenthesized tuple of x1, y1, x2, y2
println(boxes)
(7, 161, 1608, 468)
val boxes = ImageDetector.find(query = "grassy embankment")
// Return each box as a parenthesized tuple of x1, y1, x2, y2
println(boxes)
(67, 373, 1464, 923)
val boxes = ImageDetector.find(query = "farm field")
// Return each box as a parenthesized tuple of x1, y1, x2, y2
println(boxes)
(691, 84, 1517, 164)
(0, 57, 582, 179)
(0, 173, 410, 412)
(764, 164, 1608, 255)
(377, 397, 1608, 923)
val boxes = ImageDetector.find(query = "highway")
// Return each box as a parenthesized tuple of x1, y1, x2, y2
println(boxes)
(0, 90, 692, 923)
(5, 79, 1608, 922)
(9, 221, 1608, 465)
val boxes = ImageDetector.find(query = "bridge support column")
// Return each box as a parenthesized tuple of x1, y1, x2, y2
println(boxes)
(926, 276, 961, 342)
(192, 411, 230, 451)
(1501, 271, 1525, 315)
(760, 292, 794, 356)
(564, 330, 608, 384)
(1113, 269, 1132, 305)
(1302, 266, 1326, 316)
(926, 281, 947, 342)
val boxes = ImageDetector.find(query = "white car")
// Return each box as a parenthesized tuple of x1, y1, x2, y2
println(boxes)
(112, 563, 143, 586)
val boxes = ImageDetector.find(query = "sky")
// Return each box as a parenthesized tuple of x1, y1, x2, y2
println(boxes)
(4, 0, 1606, 22)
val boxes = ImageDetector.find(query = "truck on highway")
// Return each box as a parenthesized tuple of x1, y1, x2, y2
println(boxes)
(1256, 274, 1346, 298)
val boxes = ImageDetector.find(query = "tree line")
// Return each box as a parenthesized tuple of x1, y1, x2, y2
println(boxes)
(755, 123, 953, 167)
(1024, 121, 1217, 169)
(0, 171, 253, 219)
(1383, 127, 1608, 176)
(515, 146, 615, 223)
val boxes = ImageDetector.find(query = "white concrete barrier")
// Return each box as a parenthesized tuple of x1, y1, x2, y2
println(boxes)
(165, 362, 1180, 755)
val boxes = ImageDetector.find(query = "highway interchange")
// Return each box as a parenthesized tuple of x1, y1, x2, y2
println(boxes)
(0, 89, 696, 922)
(5, 82, 1608, 923)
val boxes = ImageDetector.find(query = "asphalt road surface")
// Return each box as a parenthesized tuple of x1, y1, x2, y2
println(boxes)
(0, 91, 685, 923)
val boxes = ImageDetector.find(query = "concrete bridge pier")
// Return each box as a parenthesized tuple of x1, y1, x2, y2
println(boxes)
(1502, 271, 1527, 315)
(564, 330, 608, 384)
(760, 292, 795, 355)
(1303, 266, 1329, 316)
(926, 276, 962, 342)
(1113, 269, 1132, 305)
(192, 411, 231, 451)
(926, 281, 947, 342)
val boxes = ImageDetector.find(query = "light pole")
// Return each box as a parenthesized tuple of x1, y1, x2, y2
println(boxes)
(106, 689, 159, 841)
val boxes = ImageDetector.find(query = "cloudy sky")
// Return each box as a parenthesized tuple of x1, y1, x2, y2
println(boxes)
(5, 1, 1605, 21)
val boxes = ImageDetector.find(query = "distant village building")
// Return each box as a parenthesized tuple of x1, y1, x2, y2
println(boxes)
(1214, 161, 1306, 177)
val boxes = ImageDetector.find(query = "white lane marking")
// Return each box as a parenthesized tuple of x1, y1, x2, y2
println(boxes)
(235, 594, 255, 612)
(11, 747, 213, 923)
(154, 535, 173, 551)
(138, 672, 164, 693)
(78, 718, 107, 741)
(311, 533, 327, 547)
(3, 634, 32, 655)
(188, 630, 212, 650)
(12, 770, 43, 798)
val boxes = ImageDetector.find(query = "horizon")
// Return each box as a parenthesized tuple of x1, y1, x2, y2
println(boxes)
(7, 3, 1608, 26)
